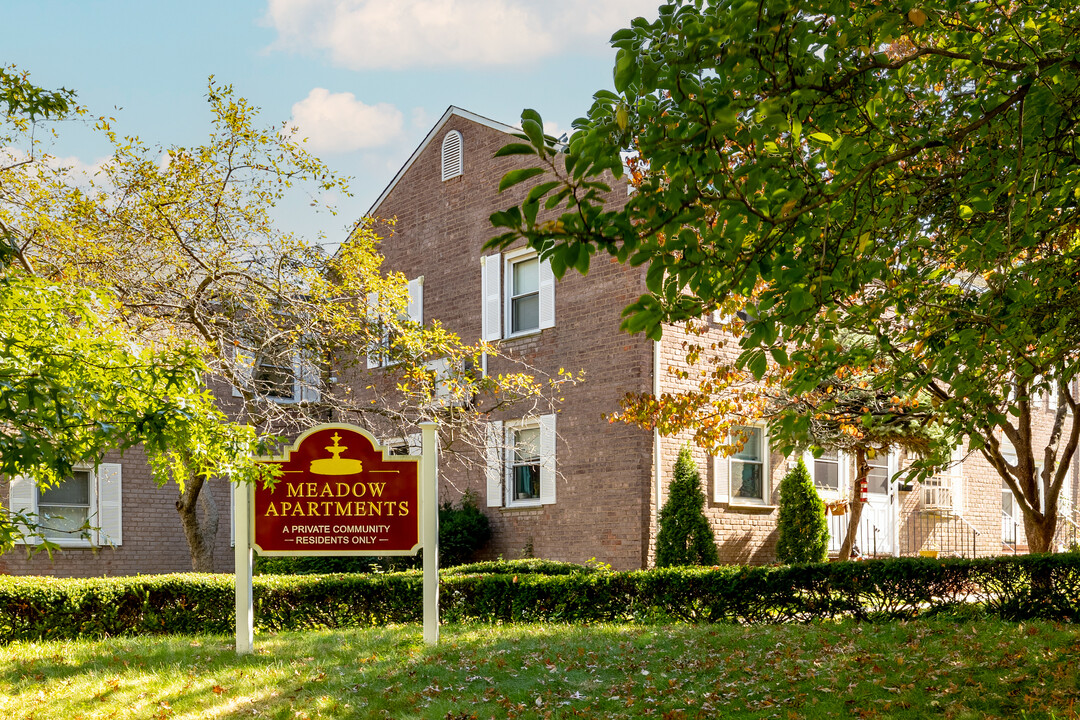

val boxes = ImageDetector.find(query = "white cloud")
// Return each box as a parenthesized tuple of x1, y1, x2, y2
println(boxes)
(289, 88, 404, 153)
(1, 147, 111, 189)
(264, 0, 659, 70)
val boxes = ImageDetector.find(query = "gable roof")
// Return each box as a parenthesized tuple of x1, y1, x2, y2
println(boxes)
(367, 106, 520, 215)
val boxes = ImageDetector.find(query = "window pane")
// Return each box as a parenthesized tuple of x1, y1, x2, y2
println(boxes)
(733, 427, 762, 461)
(254, 362, 295, 399)
(867, 457, 889, 495)
(814, 450, 839, 490)
(514, 464, 540, 500)
(732, 460, 763, 500)
(39, 471, 90, 506)
(514, 428, 539, 463)
(40, 506, 89, 538)
(512, 294, 539, 333)
(512, 257, 539, 295)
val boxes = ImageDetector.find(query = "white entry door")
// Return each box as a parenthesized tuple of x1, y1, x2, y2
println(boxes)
(809, 450, 896, 557)
(860, 452, 897, 556)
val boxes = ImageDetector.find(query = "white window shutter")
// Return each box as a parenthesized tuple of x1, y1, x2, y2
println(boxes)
(538, 258, 555, 330)
(232, 344, 254, 398)
(481, 255, 502, 341)
(96, 463, 122, 547)
(430, 358, 457, 407)
(539, 414, 557, 504)
(712, 452, 730, 504)
(486, 420, 504, 507)
(441, 130, 463, 181)
(950, 444, 965, 513)
(407, 276, 424, 324)
(298, 352, 320, 403)
(8, 475, 39, 544)
(505, 425, 515, 504)
(407, 433, 422, 456)
(366, 291, 381, 369)
(761, 431, 771, 500)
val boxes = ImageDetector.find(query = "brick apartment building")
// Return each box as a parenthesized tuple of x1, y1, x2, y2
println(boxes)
(3, 106, 1077, 576)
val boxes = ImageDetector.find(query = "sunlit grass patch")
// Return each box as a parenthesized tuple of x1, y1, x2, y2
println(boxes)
(3, 619, 1080, 719)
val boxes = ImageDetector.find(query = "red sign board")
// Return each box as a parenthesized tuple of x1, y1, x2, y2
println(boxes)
(253, 425, 421, 556)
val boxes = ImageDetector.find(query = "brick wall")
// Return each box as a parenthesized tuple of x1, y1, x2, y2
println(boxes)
(2, 446, 236, 577)
(652, 318, 787, 565)
(350, 112, 656, 570)
(653, 317, 1080, 564)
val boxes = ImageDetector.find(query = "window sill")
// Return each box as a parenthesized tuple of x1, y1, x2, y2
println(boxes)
(33, 540, 97, 549)
(504, 328, 543, 341)
(500, 502, 545, 512)
(724, 502, 777, 512)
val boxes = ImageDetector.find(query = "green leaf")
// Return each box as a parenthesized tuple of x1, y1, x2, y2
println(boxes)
(494, 143, 539, 158)
(748, 351, 768, 380)
(614, 49, 637, 93)
(520, 119, 545, 150)
(526, 181, 562, 205)
(498, 167, 546, 193)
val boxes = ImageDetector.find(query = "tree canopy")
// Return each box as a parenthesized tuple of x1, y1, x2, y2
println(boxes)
(491, 0, 1080, 552)
(3, 70, 570, 568)
(0, 70, 266, 554)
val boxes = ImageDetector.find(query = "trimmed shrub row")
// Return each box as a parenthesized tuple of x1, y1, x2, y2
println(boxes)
(3, 554, 1080, 642)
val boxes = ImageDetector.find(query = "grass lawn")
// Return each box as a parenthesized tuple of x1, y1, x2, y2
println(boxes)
(3, 619, 1080, 719)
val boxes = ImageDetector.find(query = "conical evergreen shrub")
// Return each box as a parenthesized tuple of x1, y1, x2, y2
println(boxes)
(655, 446, 720, 567)
(776, 458, 829, 563)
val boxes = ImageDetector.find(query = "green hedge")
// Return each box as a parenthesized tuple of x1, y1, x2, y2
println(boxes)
(4, 555, 1080, 642)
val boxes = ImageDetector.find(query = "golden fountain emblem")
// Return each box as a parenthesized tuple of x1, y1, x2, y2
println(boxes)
(309, 432, 364, 475)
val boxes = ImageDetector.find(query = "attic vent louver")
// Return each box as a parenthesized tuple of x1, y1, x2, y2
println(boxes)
(441, 130, 463, 181)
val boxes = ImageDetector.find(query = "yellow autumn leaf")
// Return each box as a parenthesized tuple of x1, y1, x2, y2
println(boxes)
(908, 8, 927, 27)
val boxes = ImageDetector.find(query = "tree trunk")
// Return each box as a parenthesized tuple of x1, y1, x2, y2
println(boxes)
(176, 475, 220, 572)
(1024, 511, 1057, 554)
(838, 447, 871, 561)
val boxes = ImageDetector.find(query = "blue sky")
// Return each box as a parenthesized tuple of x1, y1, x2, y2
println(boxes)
(6, 0, 659, 243)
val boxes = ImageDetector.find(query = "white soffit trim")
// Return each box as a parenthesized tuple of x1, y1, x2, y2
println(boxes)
(368, 106, 521, 215)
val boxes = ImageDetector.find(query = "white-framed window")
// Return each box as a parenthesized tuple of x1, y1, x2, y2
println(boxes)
(254, 341, 298, 402)
(38, 469, 93, 541)
(441, 130, 463, 181)
(367, 277, 424, 368)
(233, 339, 320, 405)
(712, 425, 771, 505)
(810, 449, 843, 492)
(480, 251, 554, 341)
(8, 464, 122, 547)
(424, 357, 468, 408)
(509, 424, 541, 502)
(385, 433, 421, 457)
(485, 415, 556, 508)
(508, 254, 541, 336)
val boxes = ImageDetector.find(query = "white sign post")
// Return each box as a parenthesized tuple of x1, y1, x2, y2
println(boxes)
(420, 421, 440, 645)
(234, 480, 254, 655)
